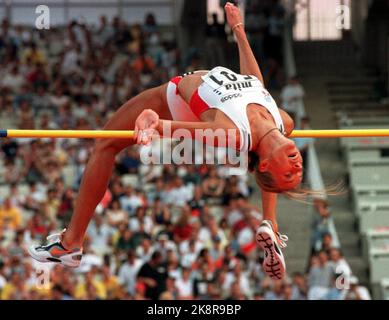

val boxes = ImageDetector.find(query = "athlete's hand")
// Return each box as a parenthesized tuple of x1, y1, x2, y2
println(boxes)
(225, 2, 243, 31)
(134, 109, 159, 145)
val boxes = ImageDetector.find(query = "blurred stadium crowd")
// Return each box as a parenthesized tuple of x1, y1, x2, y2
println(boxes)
(0, 0, 370, 300)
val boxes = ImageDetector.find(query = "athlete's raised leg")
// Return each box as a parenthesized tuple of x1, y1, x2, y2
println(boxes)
(29, 84, 171, 266)
(65, 84, 171, 247)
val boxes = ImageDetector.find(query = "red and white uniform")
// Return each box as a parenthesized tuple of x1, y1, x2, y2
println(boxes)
(166, 66, 285, 152)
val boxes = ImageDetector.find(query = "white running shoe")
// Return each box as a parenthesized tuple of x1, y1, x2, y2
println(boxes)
(255, 220, 288, 280)
(28, 229, 83, 268)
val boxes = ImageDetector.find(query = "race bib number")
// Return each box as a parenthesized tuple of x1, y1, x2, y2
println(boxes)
(202, 67, 262, 94)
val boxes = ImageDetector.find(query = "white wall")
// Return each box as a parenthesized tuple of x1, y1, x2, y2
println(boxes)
(294, 0, 352, 41)
(0, 0, 175, 26)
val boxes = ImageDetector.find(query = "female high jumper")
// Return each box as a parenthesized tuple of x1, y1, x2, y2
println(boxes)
(29, 2, 302, 280)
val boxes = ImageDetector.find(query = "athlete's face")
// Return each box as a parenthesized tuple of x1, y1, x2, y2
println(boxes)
(260, 140, 303, 190)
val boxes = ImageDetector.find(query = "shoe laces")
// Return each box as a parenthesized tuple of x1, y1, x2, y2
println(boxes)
(263, 220, 289, 249)
(46, 228, 66, 244)
(277, 232, 288, 249)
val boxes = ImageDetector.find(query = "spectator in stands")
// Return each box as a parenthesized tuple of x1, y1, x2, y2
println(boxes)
(106, 199, 128, 227)
(119, 186, 143, 216)
(2, 65, 26, 94)
(133, 281, 148, 300)
(87, 214, 115, 255)
(4, 160, 21, 184)
(74, 268, 107, 300)
(281, 76, 306, 128)
(224, 260, 252, 298)
(311, 198, 340, 253)
(150, 197, 171, 226)
(1, 139, 19, 163)
(175, 267, 193, 299)
(22, 42, 46, 65)
(137, 251, 167, 300)
(136, 237, 154, 263)
(291, 272, 308, 300)
(0, 261, 6, 292)
(283, 283, 295, 300)
(173, 207, 193, 242)
(129, 206, 153, 235)
(193, 263, 214, 299)
(201, 167, 225, 200)
(131, 43, 156, 77)
(115, 224, 135, 252)
(154, 232, 177, 260)
(292, 117, 312, 182)
(188, 186, 206, 217)
(180, 238, 202, 269)
(328, 248, 352, 278)
(100, 265, 122, 299)
(143, 13, 158, 38)
(164, 275, 179, 299)
(321, 232, 335, 252)
(222, 178, 244, 206)
(118, 250, 143, 297)
(226, 280, 247, 300)
(192, 248, 216, 274)
(1, 272, 28, 299)
(200, 216, 228, 249)
(51, 284, 67, 300)
(345, 276, 371, 300)
(263, 278, 284, 300)
(0, 197, 22, 230)
(307, 252, 333, 299)
(130, 220, 151, 249)
(182, 165, 201, 186)
(117, 148, 141, 174)
(165, 176, 193, 206)
(323, 273, 347, 300)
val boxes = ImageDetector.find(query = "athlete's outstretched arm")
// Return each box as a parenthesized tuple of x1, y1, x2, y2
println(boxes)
(225, 2, 294, 136)
(260, 187, 279, 233)
(225, 2, 278, 231)
(224, 2, 264, 84)
(134, 109, 239, 149)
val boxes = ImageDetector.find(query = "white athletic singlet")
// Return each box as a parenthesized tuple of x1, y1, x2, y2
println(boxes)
(197, 66, 285, 152)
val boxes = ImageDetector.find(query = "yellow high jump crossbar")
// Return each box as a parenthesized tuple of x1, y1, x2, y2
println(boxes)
(2, 129, 389, 139)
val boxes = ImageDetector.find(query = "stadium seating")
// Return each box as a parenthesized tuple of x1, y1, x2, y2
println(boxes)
(368, 247, 389, 283)
(362, 227, 389, 260)
(339, 109, 389, 297)
(121, 174, 139, 188)
(357, 207, 389, 235)
(380, 278, 389, 300)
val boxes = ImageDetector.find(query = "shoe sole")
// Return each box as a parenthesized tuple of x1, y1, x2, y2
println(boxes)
(256, 228, 286, 280)
(28, 246, 81, 268)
